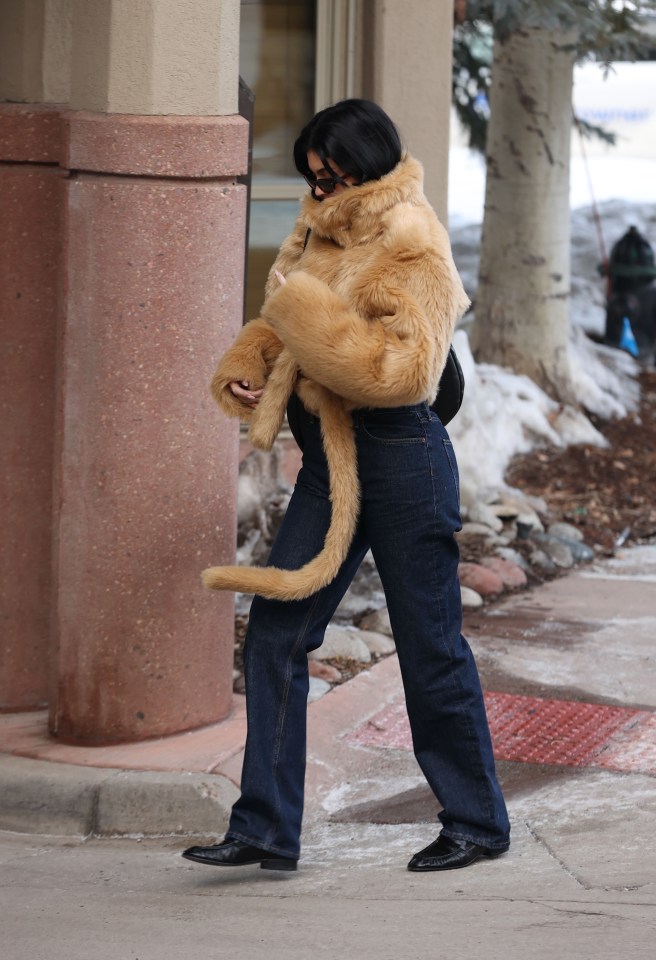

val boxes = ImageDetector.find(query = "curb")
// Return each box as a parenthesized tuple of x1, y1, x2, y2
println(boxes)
(0, 755, 238, 839)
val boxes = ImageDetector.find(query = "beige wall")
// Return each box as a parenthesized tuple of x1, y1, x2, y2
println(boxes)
(41, 0, 72, 101)
(0, 0, 241, 113)
(69, 0, 240, 115)
(0, 0, 71, 103)
(362, 0, 453, 222)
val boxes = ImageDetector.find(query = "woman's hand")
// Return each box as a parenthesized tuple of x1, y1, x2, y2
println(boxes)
(229, 380, 263, 409)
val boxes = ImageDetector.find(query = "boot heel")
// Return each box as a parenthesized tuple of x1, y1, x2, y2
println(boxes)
(484, 846, 509, 860)
(261, 858, 297, 872)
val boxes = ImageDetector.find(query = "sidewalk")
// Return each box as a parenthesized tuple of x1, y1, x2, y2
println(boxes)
(1, 545, 655, 959)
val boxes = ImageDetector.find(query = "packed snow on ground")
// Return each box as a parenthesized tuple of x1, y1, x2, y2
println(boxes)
(446, 149, 655, 498)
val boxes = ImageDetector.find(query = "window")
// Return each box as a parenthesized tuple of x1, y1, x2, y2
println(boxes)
(240, 0, 358, 319)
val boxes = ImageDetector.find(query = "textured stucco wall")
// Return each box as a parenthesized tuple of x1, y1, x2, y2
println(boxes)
(367, 0, 453, 222)
(0, 0, 71, 103)
(69, 0, 240, 115)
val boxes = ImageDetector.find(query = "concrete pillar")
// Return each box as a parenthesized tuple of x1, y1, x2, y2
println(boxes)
(0, 106, 66, 710)
(49, 0, 247, 743)
(0, 0, 70, 710)
(363, 0, 453, 222)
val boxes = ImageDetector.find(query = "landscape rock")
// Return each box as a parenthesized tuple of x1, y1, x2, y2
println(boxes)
(498, 519, 519, 541)
(460, 521, 499, 537)
(461, 585, 484, 608)
(308, 625, 372, 663)
(548, 522, 584, 542)
(516, 511, 544, 533)
(459, 526, 508, 550)
(553, 536, 595, 563)
(466, 502, 505, 533)
(458, 561, 505, 597)
(527, 545, 557, 573)
(359, 630, 396, 657)
(494, 546, 532, 574)
(530, 531, 575, 568)
(523, 492, 549, 514)
(308, 661, 342, 683)
(456, 523, 514, 552)
(235, 528, 262, 566)
(357, 607, 393, 638)
(489, 503, 521, 520)
(480, 555, 528, 589)
(237, 446, 291, 560)
(334, 551, 385, 620)
(308, 677, 332, 703)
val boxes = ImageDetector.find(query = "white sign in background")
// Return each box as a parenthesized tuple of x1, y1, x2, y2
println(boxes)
(449, 60, 656, 225)
(572, 60, 656, 160)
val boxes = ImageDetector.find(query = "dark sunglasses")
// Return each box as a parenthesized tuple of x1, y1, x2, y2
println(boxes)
(303, 171, 349, 195)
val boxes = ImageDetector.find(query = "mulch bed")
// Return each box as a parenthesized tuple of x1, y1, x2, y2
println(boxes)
(506, 369, 656, 555)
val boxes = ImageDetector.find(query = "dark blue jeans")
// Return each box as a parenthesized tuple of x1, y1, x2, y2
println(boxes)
(227, 403, 510, 859)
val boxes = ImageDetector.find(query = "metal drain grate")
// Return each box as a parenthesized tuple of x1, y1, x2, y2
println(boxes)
(346, 692, 656, 776)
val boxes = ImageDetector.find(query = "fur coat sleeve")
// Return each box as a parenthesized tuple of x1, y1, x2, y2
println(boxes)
(209, 218, 308, 419)
(261, 206, 469, 408)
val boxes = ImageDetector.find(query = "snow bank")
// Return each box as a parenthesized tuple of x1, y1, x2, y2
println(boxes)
(448, 331, 612, 504)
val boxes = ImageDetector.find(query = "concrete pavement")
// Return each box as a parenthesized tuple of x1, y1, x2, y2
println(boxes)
(1, 545, 655, 958)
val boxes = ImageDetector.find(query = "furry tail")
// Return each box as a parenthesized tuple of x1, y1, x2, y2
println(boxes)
(247, 350, 298, 452)
(203, 392, 359, 601)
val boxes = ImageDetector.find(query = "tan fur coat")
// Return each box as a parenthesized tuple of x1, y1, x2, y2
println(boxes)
(204, 156, 470, 600)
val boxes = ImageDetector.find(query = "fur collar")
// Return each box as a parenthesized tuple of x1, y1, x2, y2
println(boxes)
(300, 154, 425, 248)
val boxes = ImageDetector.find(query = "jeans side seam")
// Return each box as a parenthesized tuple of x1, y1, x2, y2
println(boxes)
(425, 434, 499, 828)
(265, 591, 322, 850)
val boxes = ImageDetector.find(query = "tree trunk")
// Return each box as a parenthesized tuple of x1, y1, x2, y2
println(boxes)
(470, 26, 576, 402)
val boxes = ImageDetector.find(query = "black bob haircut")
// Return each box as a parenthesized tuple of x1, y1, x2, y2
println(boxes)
(293, 99, 403, 186)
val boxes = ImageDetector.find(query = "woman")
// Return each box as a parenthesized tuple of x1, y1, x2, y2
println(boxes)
(183, 99, 510, 872)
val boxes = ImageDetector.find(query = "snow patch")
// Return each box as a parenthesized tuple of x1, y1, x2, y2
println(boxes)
(449, 332, 562, 498)
(568, 326, 640, 420)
